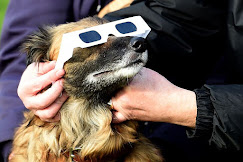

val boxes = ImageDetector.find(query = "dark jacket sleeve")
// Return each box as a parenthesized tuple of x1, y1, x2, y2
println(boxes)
(188, 85, 243, 151)
(187, 0, 243, 152)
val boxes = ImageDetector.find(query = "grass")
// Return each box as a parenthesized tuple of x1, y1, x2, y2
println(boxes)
(0, 0, 9, 37)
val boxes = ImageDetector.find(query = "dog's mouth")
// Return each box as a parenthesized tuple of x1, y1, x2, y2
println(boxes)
(93, 59, 145, 78)
(85, 50, 148, 86)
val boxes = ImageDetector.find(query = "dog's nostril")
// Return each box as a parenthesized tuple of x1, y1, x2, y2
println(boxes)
(130, 37, 146, 53)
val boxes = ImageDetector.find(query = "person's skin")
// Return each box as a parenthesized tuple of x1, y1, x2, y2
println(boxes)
(17, 61, 69, 122)
(18, 63, 196, 127)
(112, 67, 197, 128)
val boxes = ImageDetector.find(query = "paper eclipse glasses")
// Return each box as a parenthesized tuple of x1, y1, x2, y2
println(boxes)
(55, 16, 151, 69)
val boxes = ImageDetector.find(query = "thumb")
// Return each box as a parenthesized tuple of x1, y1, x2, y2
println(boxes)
(9, 152, 14, 161)
(112, 111, 127, 123)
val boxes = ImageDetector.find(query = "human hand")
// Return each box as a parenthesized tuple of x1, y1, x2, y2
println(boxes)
(98, 0, 133, 18)
(17, 61, 69, 122)
(111, 67, 197, 128)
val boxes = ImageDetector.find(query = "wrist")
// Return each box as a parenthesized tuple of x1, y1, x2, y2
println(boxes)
(165, 88, 197, 128)
(187, 87, 214, 138)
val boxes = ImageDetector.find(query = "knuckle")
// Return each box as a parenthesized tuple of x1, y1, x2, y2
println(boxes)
(23, 100, 32, 110)
(35, 111, 47, 120)
(55, 96, 67, 104)
(48, 71, 60, 83)
(23, 98, 41, 110)
(43, 111, 56, 119)
(27, 63, 36, 70)
(32, 81, 45, 93)
(42, 114, 52, 120)
(54, 99, 63, 105)
(52, 82, 63, 92)
(17, 82, 27, 97)
(35, 101, 47, 109)
(17, 87, 23, 98)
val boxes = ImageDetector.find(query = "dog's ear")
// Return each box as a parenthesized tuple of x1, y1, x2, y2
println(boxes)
(22, 27, 53, 65)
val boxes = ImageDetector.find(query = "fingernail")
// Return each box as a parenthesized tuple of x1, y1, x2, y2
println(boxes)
(59, 79, 64, 87)
(112, 113, 118, 120)
(59, 92, 63, 98)
(54, 112, 61, 121)
(9, 153, 14, 160)
(49, 60, 56, 65)
(112, 117, 119, 123)
(56, 69, 65, 77)
(107, 99, 112, 106)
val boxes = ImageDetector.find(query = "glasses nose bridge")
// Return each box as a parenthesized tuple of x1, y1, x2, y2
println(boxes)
(107, 27, 123, 37)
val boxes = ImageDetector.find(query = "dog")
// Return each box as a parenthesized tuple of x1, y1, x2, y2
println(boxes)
(11, 17, 163, 162)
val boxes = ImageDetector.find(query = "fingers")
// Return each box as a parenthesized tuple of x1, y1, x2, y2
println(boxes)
(111, 96, 134, 123)
(28, 79, 65, 110)
(18, 61, 68, 123)
(30, 68, 65, 94)
(18, 61, 65, 97)
(19, 61, 66, 110)
(112, 111, 127, 123)
(36, 61, 56, 75)
(8, 152, 14, 161)
(34, 91, 69, 122)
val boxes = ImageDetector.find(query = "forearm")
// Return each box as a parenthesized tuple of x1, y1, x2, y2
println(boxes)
(163, 88, 197, 128)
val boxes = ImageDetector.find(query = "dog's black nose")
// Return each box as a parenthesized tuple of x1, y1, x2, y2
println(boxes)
(130, 37, 146, 53)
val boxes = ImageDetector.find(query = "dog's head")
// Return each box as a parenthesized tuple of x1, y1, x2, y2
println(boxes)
(22, 17, 148, 104)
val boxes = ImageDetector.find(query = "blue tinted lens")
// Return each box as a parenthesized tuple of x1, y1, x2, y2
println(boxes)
(115, 22, 137, 34)
(79, 30, 101, 43)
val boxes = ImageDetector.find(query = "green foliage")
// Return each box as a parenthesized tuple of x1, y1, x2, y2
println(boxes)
(0, 0, 9, 37)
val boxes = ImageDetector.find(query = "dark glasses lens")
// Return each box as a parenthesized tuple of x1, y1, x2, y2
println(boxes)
(79, 30, 101, 43)
(115, 22, 137, 34)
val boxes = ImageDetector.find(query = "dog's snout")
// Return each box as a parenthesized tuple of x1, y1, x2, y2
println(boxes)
(130, 37, 146, 53)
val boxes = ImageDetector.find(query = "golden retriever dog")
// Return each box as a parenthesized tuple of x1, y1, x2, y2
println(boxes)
(10, 17, 163, 162)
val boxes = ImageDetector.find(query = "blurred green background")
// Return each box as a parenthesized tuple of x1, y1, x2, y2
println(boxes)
(0, 0, 9, 37)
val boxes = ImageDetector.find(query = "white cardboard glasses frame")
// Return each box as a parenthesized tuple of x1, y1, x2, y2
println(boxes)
(55, 16, 151, 69)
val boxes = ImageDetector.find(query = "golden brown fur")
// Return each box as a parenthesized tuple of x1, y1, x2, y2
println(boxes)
(11, 17, 163, 162)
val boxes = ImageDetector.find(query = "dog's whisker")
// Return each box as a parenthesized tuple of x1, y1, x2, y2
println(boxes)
(126, 75, 129, 85)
